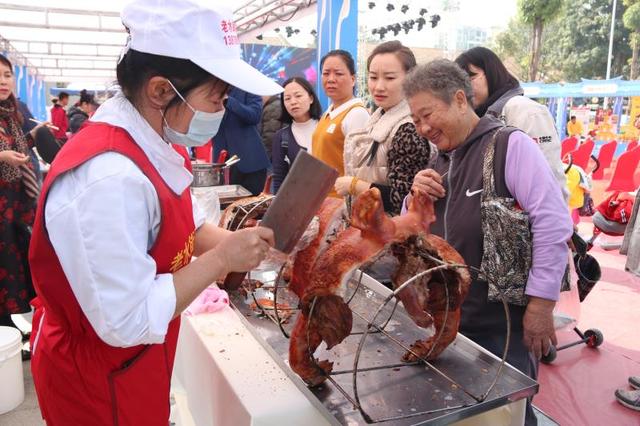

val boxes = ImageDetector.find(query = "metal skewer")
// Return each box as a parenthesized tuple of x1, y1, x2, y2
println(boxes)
(29, 118, 59, 131)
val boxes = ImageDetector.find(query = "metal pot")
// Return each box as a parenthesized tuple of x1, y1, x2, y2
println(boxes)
(191, 162, 225, 187)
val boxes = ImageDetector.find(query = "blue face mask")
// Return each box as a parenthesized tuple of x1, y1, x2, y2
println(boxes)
(162, 80, 224, 147)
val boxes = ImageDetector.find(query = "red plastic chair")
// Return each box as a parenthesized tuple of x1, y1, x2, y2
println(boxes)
(627, 140, 638, 152)
(568, 139, 595, 170)
(561, 136, 578, 159)
(605, 146, 640, 192)
(592, 140, 617, 180)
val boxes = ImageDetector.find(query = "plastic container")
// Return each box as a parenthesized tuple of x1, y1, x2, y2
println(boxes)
(0, 326, 24, 414)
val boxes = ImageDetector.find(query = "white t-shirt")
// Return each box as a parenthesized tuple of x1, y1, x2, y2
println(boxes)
(44, 93, 206, 348)
(327, 97, 370, 136)
(291, 118, 318, 152)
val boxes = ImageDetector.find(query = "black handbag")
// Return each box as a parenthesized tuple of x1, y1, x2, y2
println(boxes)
(34, 126, 62, 164)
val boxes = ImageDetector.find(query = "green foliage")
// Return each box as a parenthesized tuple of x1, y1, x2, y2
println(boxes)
(518, 0, 564, 80)
(549, 0, 631, 81)
(495, 0, 632, 82)
(623, 2, 640, 31)
(493, 17, 563, 81)
(494, 18, 530, 79)
(518, 0, 563, 24)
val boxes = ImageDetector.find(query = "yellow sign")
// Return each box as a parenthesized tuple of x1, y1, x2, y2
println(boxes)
(630, 97, 640, 123)
(622, 97, 640, 140)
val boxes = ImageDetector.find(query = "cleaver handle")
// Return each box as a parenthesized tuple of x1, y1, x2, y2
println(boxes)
(223, 271, 246, 291)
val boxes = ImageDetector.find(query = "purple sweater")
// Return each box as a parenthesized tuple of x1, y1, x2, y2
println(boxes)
(503, 131, 572, 300)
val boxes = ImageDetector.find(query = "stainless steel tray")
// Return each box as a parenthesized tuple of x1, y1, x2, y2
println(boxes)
(230, 270, 538, 425)
(208, 184, 253, 205)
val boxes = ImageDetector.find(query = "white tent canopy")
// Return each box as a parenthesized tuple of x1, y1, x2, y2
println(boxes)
(0, 0, 316, 84)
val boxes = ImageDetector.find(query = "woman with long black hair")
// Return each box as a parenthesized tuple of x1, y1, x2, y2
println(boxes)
(455, 46, 567, 200)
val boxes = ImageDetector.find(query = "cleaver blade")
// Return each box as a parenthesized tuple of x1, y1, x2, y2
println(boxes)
(223, 150, 338, 290)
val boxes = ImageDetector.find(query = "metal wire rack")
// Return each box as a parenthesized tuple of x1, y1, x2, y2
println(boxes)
(224, 195, 275, 231)
(240, 248, 514, 425)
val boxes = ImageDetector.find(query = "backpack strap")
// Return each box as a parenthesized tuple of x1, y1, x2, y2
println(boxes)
(281, 126, 293, 150)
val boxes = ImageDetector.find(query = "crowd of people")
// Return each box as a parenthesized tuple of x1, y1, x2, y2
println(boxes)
(49, 89, 99, 140)
(0, 0, 638, 424)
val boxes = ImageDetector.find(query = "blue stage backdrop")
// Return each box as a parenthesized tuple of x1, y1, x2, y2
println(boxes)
(317, 0, 358, 110)
(241, 43, 318, 92)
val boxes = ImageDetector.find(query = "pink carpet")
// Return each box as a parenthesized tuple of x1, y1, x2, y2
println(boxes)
(534, 218, 640, 425)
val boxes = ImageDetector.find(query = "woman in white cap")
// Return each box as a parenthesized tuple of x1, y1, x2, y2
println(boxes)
(27, 1, 282, 424)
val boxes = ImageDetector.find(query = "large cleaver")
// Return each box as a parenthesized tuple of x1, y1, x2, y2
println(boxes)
(223, 150, 338, 290)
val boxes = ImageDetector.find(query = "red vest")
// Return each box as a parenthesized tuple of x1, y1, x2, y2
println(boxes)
(29, 123, 195, 425)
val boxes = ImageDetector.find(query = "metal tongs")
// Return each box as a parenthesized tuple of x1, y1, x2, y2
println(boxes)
(223, 154, 241, 168)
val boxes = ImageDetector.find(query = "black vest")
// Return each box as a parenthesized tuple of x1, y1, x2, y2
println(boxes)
(429, 115, 526, 335)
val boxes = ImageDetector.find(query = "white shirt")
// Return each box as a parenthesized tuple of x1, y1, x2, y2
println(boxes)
(291, 118, 317, 152)
(327, 97, 370, 137)
(45, 93, 206, 347)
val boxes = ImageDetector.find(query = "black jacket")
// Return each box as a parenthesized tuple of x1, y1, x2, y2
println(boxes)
(67, 106, 88, 134)
(260, 96, 282, 160)
(271, 125, 305, 193)
(430, 115, 525, 335)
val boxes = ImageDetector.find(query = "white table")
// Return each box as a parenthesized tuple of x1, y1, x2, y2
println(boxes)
(172, 273, 530, 426)
(172, 307, 332, 426)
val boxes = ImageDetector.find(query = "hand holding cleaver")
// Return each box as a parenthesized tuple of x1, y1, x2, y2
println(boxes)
(223, 151, 338, 290)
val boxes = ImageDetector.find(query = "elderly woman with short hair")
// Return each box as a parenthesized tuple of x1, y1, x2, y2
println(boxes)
(405, 59, 572, 426)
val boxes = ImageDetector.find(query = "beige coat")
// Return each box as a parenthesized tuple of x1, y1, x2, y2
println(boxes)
(343, 99, 413, 186)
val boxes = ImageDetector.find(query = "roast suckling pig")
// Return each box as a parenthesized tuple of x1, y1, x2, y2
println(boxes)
(288, 188, 438, 386)
(391, 234, 471, 362)
(219, 176, 273, 230)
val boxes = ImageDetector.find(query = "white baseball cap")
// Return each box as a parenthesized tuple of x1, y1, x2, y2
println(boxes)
(121, 0, 283, 96)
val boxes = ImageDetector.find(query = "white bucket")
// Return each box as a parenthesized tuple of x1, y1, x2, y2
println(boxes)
(0, 326, 24, 414)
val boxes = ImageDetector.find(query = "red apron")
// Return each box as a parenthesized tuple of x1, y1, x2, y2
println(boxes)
(29, 123, 196, 425)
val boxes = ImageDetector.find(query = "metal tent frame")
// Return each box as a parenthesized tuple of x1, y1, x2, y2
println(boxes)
(0, 1, 316, 83)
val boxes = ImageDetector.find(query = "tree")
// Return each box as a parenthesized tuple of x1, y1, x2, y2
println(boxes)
(518, 0, 563, 81)
(494, 16, 564, 82)
(495, 0, 632, 82)
(546, 0, 631, 81)
(494, 18, 530, 80)
(623, 0, 640, 79)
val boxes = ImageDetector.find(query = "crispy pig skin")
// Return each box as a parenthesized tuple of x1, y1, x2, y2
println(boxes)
(219, 176, 273, 230)
(289, 189, 392, 386)
(287, 190, 469, 385)
(288, 189, 440, 386)
(392, 234, 471, 362)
